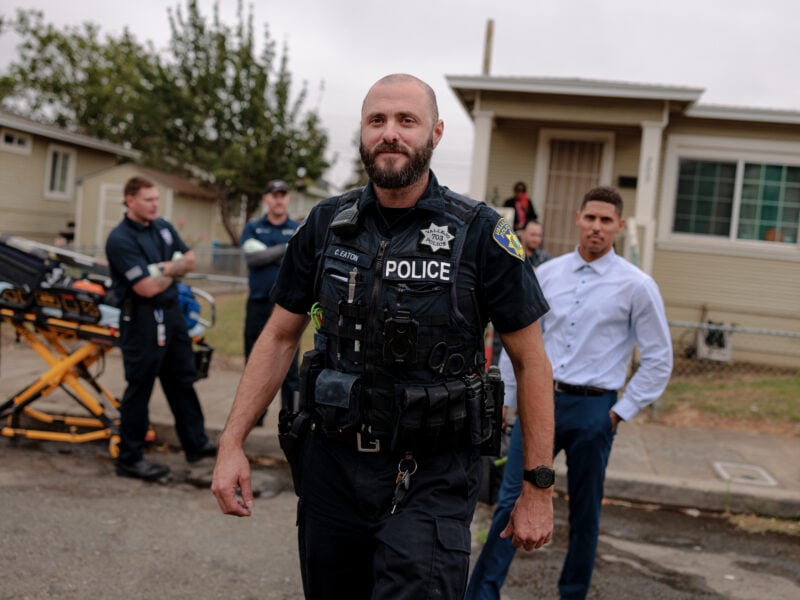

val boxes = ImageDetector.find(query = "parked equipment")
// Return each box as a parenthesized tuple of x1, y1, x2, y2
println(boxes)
(0, 234, 214, 456)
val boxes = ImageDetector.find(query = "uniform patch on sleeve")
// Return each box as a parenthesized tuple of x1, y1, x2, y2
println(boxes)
(492, 217, 525, 261)
(125, 265, 144, 281)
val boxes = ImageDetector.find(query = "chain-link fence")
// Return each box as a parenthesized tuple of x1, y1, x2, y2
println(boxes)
(669, 320, 800, 378)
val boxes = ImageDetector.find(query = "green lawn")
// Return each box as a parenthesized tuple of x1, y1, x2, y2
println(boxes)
(659, 376, 800, 423)
(202, 292, 315, 358)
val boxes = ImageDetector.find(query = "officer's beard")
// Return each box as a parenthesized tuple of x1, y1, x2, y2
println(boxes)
(360, 136, 434, 189)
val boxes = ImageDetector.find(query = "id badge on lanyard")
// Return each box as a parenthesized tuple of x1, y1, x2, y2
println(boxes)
(154, 308, 166, 347)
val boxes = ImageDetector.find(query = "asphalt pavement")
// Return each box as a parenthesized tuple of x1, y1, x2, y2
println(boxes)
(2, 332, 799, 519)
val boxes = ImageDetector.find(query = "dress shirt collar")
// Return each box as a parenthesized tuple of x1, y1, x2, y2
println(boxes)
(568, 246, 617, 276)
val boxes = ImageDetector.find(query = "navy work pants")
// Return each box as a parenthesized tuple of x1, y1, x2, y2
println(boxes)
(465, 389, 617, 600)
(118, 302, 209, 464)
(295, 432, 482, 599)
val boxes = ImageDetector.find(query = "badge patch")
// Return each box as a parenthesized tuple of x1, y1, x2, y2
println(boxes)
(159, 227, 173, 247)
(419, 223, 455, 253)
(125, 265, 144, 281)
(492, 218, 525, 261)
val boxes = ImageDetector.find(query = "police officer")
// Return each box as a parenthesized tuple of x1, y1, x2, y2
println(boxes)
(240, 179, 300, 421)
(212, 74, 555, 599)
(106, 176, 216, 480)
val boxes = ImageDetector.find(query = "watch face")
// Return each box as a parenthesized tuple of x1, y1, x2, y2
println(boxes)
(535, 468, 555, 487)
(526, 466, 555, 488)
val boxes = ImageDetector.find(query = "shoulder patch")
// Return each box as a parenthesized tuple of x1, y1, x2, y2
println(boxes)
(492, 217, 525, 261)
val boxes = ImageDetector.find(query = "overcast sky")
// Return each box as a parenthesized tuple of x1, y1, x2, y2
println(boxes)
(2, 0, 799, 193)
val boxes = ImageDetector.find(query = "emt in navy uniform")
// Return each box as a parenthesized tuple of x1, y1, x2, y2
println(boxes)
(212, 74, 555, 599)
(240, 179, 301, 422)
(106, 176, 217, 481)
(466, 186, 673, 600)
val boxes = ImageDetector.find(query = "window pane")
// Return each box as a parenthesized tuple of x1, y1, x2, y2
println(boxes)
(738, 162, 799, 243)
(57, 152, 70, 191)
(49, 153, 61, 192)
(673, 159, 734, 236)
(47, 150, 71, 194)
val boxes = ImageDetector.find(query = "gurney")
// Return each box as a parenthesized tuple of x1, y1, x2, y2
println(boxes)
(0, 234, 214, 457)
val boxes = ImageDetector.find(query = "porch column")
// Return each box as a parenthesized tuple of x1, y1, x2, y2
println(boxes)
(468, 110, 494, 203)
(634, 119, 665, 274)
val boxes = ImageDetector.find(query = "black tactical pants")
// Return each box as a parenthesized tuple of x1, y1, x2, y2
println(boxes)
(295, 432, 482, 599)
(118, 302, 208, 464)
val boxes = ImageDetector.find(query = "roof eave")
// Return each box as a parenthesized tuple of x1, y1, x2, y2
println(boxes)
(445, 74, 705, 103)
(0, 111, 140, 159)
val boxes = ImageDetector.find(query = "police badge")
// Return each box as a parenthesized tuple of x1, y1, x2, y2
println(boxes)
(159, 227, 174, 247)
(419, 223, 454, 254)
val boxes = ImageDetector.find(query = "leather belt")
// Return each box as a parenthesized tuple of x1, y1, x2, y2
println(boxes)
(553, 380, 612, 397)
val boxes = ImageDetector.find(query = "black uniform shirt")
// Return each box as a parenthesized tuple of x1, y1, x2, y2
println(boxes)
(272, 173, 549, 335)
(106, 215, 189, 304)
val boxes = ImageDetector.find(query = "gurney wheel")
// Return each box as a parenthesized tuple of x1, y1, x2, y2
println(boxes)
(108, 434, 120, 459)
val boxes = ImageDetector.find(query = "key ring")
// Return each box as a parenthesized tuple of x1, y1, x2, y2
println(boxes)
(397, 454, 418, 476)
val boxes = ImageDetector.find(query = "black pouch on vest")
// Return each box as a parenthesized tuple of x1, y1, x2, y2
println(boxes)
(299, 349, 325, 411)
(399, 386, 427, 430)
(314, 369, 361, 431)
(464, 373, 487, 447)
(426, 384, 449, 429)
(444, 379, 467, 431)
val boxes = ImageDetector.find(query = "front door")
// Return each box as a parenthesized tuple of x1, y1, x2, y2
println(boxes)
(542, 139, 603, 257)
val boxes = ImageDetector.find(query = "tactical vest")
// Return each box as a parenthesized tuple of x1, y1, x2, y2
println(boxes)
(305, 188, 501, 449)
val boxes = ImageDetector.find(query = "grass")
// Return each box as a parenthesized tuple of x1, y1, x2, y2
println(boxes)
(659, 377, 800, 422)
(202, 291, 315, 358)
(202, 292, 246, 357)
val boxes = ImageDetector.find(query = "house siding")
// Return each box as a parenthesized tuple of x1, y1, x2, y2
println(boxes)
(654, 249, 800, 367)
(76, 164, 218, 253)
(486, 120, 541, 206)
(1, 133, 119, 243)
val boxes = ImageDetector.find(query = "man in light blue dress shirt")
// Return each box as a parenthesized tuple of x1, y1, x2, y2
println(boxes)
(467, 186, 673, 600)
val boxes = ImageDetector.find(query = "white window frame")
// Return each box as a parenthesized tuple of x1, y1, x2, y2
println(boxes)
(44, 144, 76, 200)
(657, 134, 800, 261)
(0, 128, 32, 155)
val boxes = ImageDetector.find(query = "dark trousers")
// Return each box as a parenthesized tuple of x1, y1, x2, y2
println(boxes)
(295, 433, 482, 599)
(466, 389, 617, 600)
(244, 297, 299, 410)
(118, 303, 209, 464)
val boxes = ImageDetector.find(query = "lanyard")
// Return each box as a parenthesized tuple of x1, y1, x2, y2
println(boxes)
(154, 308, 166, 346)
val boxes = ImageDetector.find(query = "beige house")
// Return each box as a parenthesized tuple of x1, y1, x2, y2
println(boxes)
(0, 108, 138, 244)
(75, 164, 225, 252)
(448, 75, 800, 366)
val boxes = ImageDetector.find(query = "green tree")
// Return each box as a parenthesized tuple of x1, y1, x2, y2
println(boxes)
(344, 129, 369, 190)
(0, 0, 330, 243)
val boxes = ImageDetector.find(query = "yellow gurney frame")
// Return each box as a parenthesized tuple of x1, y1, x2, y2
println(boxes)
(1, 306, 122, 457)
(0, 234, 216, 457)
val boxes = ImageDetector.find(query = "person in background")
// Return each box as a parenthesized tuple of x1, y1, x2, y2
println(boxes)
(519, 220, 552, 268)
(466, 185, 673, 600)
(105, 176, 216, 481)
(212, 73, 555, 600)
(240, 179, 301, 423)
(503, 181, 538, 232)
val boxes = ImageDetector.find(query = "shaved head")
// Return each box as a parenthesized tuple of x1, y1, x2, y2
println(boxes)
(363, 73, 439, 123)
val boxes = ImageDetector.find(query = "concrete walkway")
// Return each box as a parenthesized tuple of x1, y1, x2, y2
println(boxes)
(2, 336, 799, 518)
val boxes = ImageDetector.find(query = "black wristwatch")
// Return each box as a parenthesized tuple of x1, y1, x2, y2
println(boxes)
(523, 466, 555, 488)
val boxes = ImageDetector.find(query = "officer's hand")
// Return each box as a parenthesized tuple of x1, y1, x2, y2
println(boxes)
(499, 485, 553, 551)
(211, 444, 254, 517)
